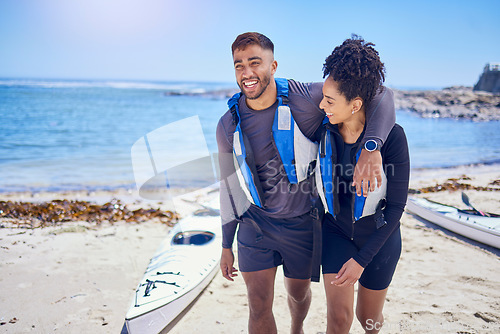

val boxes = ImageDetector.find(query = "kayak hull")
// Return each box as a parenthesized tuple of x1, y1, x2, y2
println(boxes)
(125, 214, 221, 334)
(406, 197, 500, 249)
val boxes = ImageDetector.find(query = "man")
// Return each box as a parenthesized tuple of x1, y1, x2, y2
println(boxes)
(216, 32, 395, 333)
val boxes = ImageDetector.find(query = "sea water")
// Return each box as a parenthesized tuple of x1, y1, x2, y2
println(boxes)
(1, 79, 499, 193)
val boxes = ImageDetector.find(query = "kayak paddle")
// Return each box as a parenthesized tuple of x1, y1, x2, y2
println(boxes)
(461, 192, 488, 217)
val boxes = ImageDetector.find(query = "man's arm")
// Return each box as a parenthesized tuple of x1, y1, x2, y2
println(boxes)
(287, 80, 325, 141)
(220, 173, 239, 281)
(216, 117, 243, 281)
(362, 87, 396, 146)
(217, 119, 239, 244)
(353, 87, 396, 196)
(290, 81, 396, 196)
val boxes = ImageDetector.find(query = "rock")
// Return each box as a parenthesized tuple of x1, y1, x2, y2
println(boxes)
(393, 86, 500, 121)
(164, 88, 238, 99)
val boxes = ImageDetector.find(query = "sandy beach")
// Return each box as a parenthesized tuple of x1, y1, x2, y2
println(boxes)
(1, 164, 499, 334)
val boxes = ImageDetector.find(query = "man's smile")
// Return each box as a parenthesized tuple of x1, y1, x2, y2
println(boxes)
(243, 80, 258, 88)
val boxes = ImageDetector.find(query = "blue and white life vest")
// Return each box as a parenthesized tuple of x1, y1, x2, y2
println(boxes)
(228, 78, 318, 208)
(314, 127, 387, 220)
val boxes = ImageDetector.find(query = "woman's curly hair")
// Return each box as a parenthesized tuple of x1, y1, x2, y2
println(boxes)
(323, 35, 385, 104)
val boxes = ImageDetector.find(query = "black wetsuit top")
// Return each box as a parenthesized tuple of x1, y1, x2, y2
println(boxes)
(320, 123, 410, 267)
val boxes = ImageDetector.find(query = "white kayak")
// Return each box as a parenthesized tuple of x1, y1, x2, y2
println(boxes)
(125, 209, 221, 333)
(406, 197, 500, 249)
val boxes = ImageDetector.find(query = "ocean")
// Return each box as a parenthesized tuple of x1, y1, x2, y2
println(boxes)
(1, 78, 499, 193)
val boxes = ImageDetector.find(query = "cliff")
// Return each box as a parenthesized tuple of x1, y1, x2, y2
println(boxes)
(473, 63, 500, 93)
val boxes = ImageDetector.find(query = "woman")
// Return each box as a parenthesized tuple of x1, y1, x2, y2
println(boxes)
(316, 36, 410, 334)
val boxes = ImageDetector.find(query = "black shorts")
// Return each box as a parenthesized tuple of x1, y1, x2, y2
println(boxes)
(237, 207, 314, 280)
(322, 215, 401, 290)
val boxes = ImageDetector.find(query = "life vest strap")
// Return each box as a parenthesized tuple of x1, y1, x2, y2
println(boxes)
(228, 78, 317, 207)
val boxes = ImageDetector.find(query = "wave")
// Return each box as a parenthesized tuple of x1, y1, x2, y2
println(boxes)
(0, 79, 235, 93)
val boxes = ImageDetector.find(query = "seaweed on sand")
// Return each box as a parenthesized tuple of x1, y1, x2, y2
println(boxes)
(0, 199, 179, 228)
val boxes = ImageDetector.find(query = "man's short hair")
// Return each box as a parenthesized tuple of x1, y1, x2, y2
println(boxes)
(232, 32, 274, 55)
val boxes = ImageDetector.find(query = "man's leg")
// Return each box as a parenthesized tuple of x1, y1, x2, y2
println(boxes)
(242, 267, 278, 334)
(284, 277, 311, 334)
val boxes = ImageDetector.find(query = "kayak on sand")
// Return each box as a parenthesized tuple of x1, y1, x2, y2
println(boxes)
(405, 196, 500, 249)
(124, 199, 221, 334)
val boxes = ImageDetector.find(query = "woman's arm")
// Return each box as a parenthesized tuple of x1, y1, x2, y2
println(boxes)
(353, 124, 410, 268)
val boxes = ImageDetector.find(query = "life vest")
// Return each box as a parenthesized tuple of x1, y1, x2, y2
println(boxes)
(228, 78, 318, 208)
(315, 126, 387, 220)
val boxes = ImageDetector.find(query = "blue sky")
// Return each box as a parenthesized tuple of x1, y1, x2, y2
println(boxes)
(1, 0, 499, 88)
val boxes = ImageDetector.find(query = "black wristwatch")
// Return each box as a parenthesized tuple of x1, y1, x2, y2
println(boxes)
(364, 139, 380, 152)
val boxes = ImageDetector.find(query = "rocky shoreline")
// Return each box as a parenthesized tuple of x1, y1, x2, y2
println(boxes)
(164, 85, 500, 121)
(393, 86, 500, 121)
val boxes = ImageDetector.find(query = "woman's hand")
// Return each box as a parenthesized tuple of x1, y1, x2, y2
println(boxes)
(331, 258, 364, 287)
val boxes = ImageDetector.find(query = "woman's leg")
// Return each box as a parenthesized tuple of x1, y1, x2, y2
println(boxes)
(355, 228, 401, 333)
(323, 273, 355, 334)
(356, 285, 388, 334)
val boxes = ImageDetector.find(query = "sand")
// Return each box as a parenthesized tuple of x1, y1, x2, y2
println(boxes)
(1, 164, 499, 334)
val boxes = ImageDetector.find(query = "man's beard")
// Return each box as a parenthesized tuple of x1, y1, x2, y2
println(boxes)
(239, 74, 271, 100)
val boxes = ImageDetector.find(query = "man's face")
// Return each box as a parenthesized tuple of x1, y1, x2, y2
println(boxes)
(233, 44, 277, 100)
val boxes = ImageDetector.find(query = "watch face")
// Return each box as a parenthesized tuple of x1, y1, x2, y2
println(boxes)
(365, 140, 377, 151)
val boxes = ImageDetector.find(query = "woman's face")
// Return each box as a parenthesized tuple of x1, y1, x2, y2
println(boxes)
(320, 76, 356, 125)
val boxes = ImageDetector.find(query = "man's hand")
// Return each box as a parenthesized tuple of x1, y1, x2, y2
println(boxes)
(352, 149, 382, 197)
(331, 258, 364, 287)
(220, 248, 238, 281)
